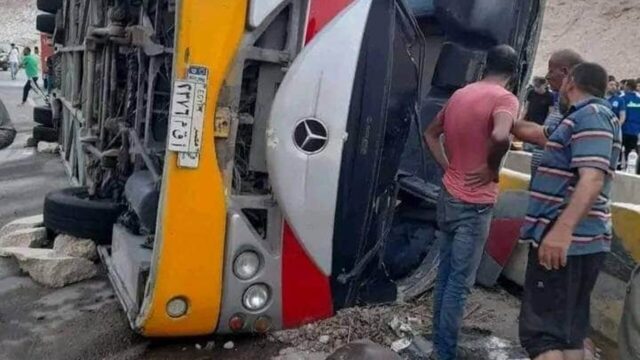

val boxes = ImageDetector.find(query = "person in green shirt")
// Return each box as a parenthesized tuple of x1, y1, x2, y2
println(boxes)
(20, 47, 41, 105)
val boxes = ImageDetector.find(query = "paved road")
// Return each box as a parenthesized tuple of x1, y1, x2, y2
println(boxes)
(0, 72, 67, 227)
(0, 70, 280, 360)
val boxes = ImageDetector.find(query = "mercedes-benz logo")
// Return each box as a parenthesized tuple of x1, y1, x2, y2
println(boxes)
(293, 118, 328, 154)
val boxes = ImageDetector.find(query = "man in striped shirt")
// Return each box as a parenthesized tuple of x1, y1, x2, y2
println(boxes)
(512, 63, 621, 360)
(529, 50, 584, 174)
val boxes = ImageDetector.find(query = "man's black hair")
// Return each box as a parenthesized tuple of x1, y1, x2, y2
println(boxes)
(608, 75, 616, 82)
(533, 76, 547, 87)
(570, 63, 608, 98)
(627, 79, 638, 91)
(485, 44, 518, 79)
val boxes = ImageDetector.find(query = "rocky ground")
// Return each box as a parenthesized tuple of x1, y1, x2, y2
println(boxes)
(0, 0, 39, 48)
(532, 0, 640, 80)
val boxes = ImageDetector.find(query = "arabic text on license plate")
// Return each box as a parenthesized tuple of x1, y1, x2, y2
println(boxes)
(168, 80, 196, 152)
(168, 80, 207, 154)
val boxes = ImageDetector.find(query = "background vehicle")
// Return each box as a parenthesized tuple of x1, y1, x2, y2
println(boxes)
(38, 0, 543, 336)
(0, 43, 10, 71)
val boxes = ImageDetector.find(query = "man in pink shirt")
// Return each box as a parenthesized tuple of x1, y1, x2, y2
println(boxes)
(424, 45, 520, 359)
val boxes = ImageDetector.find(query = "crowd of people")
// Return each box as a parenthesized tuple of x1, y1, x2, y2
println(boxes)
(6, 42, 43, 106)
(425, 45, 635, 360)
(523, 70, 640, 174)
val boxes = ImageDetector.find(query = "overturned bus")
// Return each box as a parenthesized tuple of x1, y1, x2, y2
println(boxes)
(34, 0, 543, 336)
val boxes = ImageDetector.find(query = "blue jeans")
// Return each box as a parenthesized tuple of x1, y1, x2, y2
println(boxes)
(9, 62, 18, 80)
(433, 189, 493, 360)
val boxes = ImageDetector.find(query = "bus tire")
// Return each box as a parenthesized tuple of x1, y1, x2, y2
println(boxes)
(36, 14, 56, 35)
(53, 12, 66, 45)
(33, 125, 58, 143)
(44, 187, 124, 244)
(37, 0, 63, 14)
(34, 106, 53, 127)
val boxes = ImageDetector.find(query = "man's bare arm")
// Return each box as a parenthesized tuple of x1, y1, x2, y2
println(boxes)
(424, 115, 449, 170)
(512, 120, 547, 147)
(465, 111, 514, 187)
(619, 110, 627, 125)
(487, 112, 513, 172)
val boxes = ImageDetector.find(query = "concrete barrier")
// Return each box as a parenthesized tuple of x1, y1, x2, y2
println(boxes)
(612, 203, 640, 261)
(504, 150, 640, 204)
(503, 151, 533, 175)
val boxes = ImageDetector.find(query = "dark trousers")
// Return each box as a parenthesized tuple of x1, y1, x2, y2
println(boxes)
(22, 77, 39, 104)
(519, 248, 605, 358)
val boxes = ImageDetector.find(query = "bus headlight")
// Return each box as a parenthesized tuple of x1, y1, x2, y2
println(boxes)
(242, 284, 270, 311)
(233, 251, 260, 280)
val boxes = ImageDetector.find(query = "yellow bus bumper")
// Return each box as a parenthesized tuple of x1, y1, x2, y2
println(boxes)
(136, 0, 247, 337)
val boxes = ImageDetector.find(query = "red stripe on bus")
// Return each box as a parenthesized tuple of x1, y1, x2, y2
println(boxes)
(485, 219, 525, 266)
(282, 222, 334, 328)
(305, 0, 354, 44)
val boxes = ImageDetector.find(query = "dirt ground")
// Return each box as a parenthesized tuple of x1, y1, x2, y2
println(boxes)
(270, 287, 522, 355)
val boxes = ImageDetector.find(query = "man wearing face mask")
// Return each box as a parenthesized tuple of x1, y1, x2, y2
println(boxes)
(512, 63, 621, 360)
(528, 50, 584, 174)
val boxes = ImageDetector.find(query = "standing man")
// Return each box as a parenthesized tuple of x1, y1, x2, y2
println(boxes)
(513, 63, 621, 360)
(8, 43, 20, 81)
(606, 80, 627, 170)
(606, 80, 626, 125)
(424, 45, 519, 360)
(530, 50, 584, 174)
(19, 47, 40, 106)
(522, 77, 554, 155)
(621, 79, 640, 172)
(525, 77, 554, 126)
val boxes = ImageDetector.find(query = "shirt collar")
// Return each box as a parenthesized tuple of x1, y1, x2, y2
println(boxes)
(569, 96, 610, 113)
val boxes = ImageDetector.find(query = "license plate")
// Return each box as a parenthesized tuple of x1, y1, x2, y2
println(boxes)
(168, 80, 207, 153)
